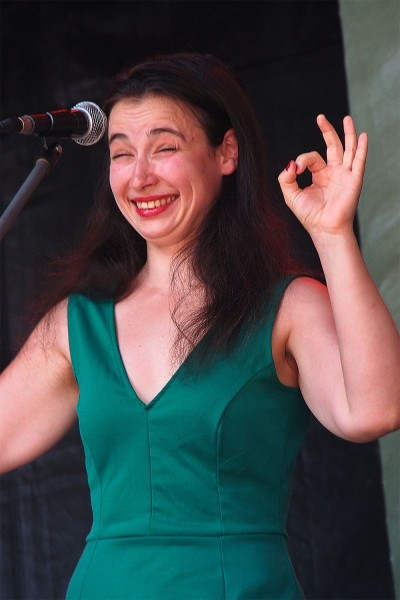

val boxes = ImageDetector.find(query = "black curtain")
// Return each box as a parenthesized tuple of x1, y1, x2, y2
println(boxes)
(0, 2, 394, 598)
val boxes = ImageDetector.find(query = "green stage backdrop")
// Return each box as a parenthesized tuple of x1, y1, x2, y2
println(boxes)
(340, 1, 400, 595)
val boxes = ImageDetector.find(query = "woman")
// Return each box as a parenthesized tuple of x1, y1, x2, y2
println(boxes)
(1, 53, 399, 599)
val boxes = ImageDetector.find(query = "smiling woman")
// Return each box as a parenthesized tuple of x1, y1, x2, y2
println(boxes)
(107, 96, 237, 250)
(0, 52, 399, 600)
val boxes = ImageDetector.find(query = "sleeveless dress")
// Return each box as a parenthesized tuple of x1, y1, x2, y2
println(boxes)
(66, 278, 310, 599)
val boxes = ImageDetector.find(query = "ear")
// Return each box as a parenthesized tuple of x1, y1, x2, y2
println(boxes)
(218, 128, 238, 175)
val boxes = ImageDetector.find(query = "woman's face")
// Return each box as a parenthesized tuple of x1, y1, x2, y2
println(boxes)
(108, 95, 237, 251)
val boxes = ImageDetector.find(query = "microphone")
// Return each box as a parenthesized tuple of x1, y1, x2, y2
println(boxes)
(0, 101, 107, 146)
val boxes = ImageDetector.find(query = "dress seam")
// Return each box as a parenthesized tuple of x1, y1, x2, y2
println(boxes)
(277, 401, 291, 531)
(218, 537, 227, 600)
(74, 444, 102, 598)
(85, 532, 286, 540)
(146, 411, 154, 529)
(216, 422, 225, 537)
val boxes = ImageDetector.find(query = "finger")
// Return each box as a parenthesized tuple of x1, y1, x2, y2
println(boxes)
(342, 115, 358, 169)
(316, 114, 344, 166)
(295, 151, 326, 175)
(278, 160, 302, 207)
(352, 131, 368, 178)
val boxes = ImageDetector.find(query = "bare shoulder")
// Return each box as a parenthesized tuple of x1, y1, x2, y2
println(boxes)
(279, 276, 331, 322)
(0, 298, 78, 473)
(272, 277, 332, 387)
(26, 298, 71, 361)
(283, 276, 328, 304)
(9, 297, 75, 394)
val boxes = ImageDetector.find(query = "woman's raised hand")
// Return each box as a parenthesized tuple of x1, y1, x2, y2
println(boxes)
(278, 114, 368, 240)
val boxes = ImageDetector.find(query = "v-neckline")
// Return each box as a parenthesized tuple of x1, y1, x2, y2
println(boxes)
(108, 299, 206, 410)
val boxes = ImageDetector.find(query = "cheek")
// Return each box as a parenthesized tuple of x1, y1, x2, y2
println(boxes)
(109, 166, 122, 198)
(108, 169, 132, 223)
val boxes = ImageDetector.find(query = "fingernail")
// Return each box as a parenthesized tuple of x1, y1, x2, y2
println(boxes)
(285, 161, 293, 171)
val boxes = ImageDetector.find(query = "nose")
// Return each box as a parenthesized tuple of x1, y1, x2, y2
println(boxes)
(131, 156, 158, 190)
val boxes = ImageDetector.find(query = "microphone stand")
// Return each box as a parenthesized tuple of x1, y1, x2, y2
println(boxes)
(0, 139, 62, 241)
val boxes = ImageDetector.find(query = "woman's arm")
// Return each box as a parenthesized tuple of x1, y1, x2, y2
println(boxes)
(277, 115, 400, 442)
(0, 299, 79, 473)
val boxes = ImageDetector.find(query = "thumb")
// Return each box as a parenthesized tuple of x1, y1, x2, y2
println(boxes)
(278, 160, 301, 207)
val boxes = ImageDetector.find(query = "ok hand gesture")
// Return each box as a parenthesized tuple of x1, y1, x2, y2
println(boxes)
(278, 114, 368, 240)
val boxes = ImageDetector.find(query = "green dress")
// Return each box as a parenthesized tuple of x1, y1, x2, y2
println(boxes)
(66, 278, 309, 599)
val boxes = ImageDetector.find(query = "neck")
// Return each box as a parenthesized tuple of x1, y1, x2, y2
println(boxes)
(138, 242, 195, 294)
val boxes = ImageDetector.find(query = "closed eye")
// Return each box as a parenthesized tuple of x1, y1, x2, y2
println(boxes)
(111, 152, 131, 160)
(158, 146, 177, 153)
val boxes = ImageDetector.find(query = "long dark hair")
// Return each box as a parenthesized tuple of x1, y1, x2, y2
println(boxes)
(31, 53, 300, 360)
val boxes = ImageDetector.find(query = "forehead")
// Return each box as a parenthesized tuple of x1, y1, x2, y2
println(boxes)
(108, 95, 202, 139)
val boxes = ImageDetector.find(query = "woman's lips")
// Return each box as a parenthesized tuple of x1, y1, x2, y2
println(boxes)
(132, 194, 179, 217)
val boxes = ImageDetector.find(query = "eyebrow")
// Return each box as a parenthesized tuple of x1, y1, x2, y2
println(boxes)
(150, 127, 186, 141)
(108, 127, 186, 146)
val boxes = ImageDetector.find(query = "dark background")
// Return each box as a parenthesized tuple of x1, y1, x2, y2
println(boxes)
(0, 1, 394, 598)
